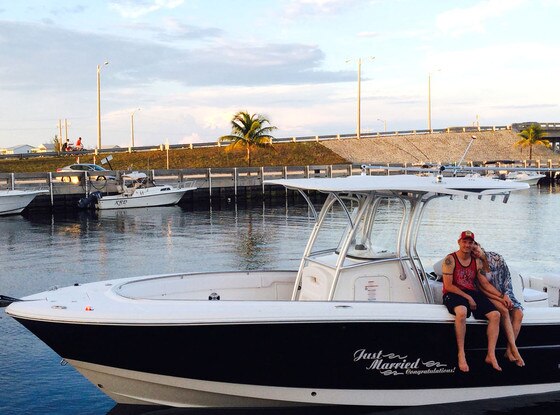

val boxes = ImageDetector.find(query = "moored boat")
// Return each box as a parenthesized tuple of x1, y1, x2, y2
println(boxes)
(0, 189, 48, 216)
(4, 174, 560, 408)
(93, 172, 196, 210)
(500, 171, 545, 185)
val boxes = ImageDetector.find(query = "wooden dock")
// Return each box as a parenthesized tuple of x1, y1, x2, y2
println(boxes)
(1, 162, 558, 212)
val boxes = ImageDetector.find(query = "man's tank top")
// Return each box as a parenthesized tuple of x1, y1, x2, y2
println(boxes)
(442, 252, 478, 294)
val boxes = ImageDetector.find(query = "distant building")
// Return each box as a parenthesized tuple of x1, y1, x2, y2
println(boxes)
(0, 144, 35, 155)
(32, 143, 57, 153)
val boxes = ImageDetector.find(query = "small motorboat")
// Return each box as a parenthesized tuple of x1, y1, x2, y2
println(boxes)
(0, 189, 48, 216)
(500, 171, 545, 186)
(92, 172, 196, 210)
(4, 174, 560, 408)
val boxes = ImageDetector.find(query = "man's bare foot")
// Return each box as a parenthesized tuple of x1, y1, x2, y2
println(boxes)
(458, 354, 469, 372)
(485, 356, 502, 371)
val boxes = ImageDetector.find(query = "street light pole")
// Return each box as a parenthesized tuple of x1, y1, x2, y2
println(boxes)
(428, 69, 440, 132)
(377, 118, 387, 132)
(357, 57, 361, 140)
(131, 108, 141, 148)
(96, 61, 109, 150)
(347, 57, 375, 140)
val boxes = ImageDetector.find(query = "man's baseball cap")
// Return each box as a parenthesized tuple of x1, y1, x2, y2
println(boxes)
(459, 230, 475, 241)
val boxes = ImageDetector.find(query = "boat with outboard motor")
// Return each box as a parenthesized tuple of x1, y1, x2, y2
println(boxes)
(4, 174, 560, 408)
(79, 172, 196, 210)
(0, 189, 48, 216)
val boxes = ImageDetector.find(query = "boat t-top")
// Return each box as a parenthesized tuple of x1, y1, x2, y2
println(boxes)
(4, 173, 560, 408)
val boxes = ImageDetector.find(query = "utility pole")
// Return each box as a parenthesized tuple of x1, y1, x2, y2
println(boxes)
(58, 120, 63, 144)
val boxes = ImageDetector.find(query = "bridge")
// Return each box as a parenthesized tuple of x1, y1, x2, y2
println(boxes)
(512, 122, 560, 150)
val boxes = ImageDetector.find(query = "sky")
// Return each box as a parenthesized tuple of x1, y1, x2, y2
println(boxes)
(1, 0, 559, 149)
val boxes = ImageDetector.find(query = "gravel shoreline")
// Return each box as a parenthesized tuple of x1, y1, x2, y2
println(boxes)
(321, 130, 558, 164)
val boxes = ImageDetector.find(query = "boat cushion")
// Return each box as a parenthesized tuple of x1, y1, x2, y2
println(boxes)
(523, 288, 548, 303)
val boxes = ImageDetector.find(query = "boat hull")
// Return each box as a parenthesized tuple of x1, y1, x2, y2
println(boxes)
(0, 190, 46, 216)
(518, 176, 544, 186)
(96, 189, 191, 209)
(12, 316, 560, 407)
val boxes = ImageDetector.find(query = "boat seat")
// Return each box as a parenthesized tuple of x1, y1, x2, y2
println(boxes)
(428, 279, 444, 304)
(523, 288, 548, 303)
(543, 275, 560, 306)
(432, 259, 444, 280)
(512, 271, 548, 304)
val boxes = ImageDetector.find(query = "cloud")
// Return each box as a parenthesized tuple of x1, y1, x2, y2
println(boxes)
(49, 5, 88, 16)
(357, 31, 381, 38)
(127, 18, 223, 42)
(283, 0, 361, 18)
(0, 21, 352, 94)
(109, 0, 184, 19)
(436, 0, 527, 36)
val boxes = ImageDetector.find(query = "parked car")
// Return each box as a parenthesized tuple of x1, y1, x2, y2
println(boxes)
(56, 164, 115, 182)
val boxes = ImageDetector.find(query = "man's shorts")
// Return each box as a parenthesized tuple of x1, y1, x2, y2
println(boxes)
(443, 289, 497, 320)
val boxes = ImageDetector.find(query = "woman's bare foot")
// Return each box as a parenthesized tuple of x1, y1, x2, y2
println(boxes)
(505, 349, 525, 367)
(485, 355, 502, 371)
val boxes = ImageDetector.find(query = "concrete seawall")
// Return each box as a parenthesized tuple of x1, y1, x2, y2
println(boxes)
(321, 130, 559, 164)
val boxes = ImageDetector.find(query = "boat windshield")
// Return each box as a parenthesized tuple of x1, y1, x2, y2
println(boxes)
(338, 196, 405, 259)
(309, 194, 407, 260)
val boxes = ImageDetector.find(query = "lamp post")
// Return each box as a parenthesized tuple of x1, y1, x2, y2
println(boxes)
(427, 69, 440, 132)
(347, 57, 375, 140)
(131, 108, 141, 148)
(377, 118, 387, 132)
(165, 139, 170, 170)
(96, 61, 109, 150)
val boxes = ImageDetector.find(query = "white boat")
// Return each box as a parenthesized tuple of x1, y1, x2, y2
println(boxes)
(500, 171, 545, 186)
(5, 174, 560, 408)
(466, 170, 545, 186)
(94, 172, 196, 210)
(0, 189, 48, 216)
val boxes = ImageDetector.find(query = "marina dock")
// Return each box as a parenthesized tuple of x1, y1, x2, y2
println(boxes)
(1, 161, 559, 212)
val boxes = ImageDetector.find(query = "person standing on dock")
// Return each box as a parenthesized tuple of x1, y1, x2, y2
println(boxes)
(441, 230, 502, 373)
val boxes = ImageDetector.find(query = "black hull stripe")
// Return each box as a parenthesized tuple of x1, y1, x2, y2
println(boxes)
(14, 318, 560, 391)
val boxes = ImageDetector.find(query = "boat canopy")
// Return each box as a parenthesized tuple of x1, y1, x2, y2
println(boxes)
(265, 174, 530, 303)
(266, 174, 529, 197)
(122, 172, 148, 181)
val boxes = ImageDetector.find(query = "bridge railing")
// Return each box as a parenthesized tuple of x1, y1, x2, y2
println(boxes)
(0, 125, 512, 160)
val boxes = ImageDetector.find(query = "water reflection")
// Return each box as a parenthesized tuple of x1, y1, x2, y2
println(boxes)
(234, 215, 270, 269)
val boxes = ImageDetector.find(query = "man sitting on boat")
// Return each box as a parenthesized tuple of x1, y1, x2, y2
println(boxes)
(441, 230, 502, 373)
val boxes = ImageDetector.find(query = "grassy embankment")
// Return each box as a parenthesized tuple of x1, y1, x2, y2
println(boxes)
(0, 142, 349, 173)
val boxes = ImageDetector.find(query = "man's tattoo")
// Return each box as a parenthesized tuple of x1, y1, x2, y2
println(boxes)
(444, 257, 452, 266)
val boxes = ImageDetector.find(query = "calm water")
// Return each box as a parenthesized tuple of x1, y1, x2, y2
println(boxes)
(1, 185, 560, 415)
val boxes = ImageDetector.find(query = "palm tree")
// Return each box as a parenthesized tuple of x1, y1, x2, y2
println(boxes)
(219, 111, 276, 166)
(514, 123, 550, 161)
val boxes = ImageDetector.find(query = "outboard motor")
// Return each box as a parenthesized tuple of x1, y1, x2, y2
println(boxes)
(77, 191, 102, 209)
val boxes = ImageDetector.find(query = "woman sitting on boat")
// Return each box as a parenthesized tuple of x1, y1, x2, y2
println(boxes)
(473, 242, 525, 367)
